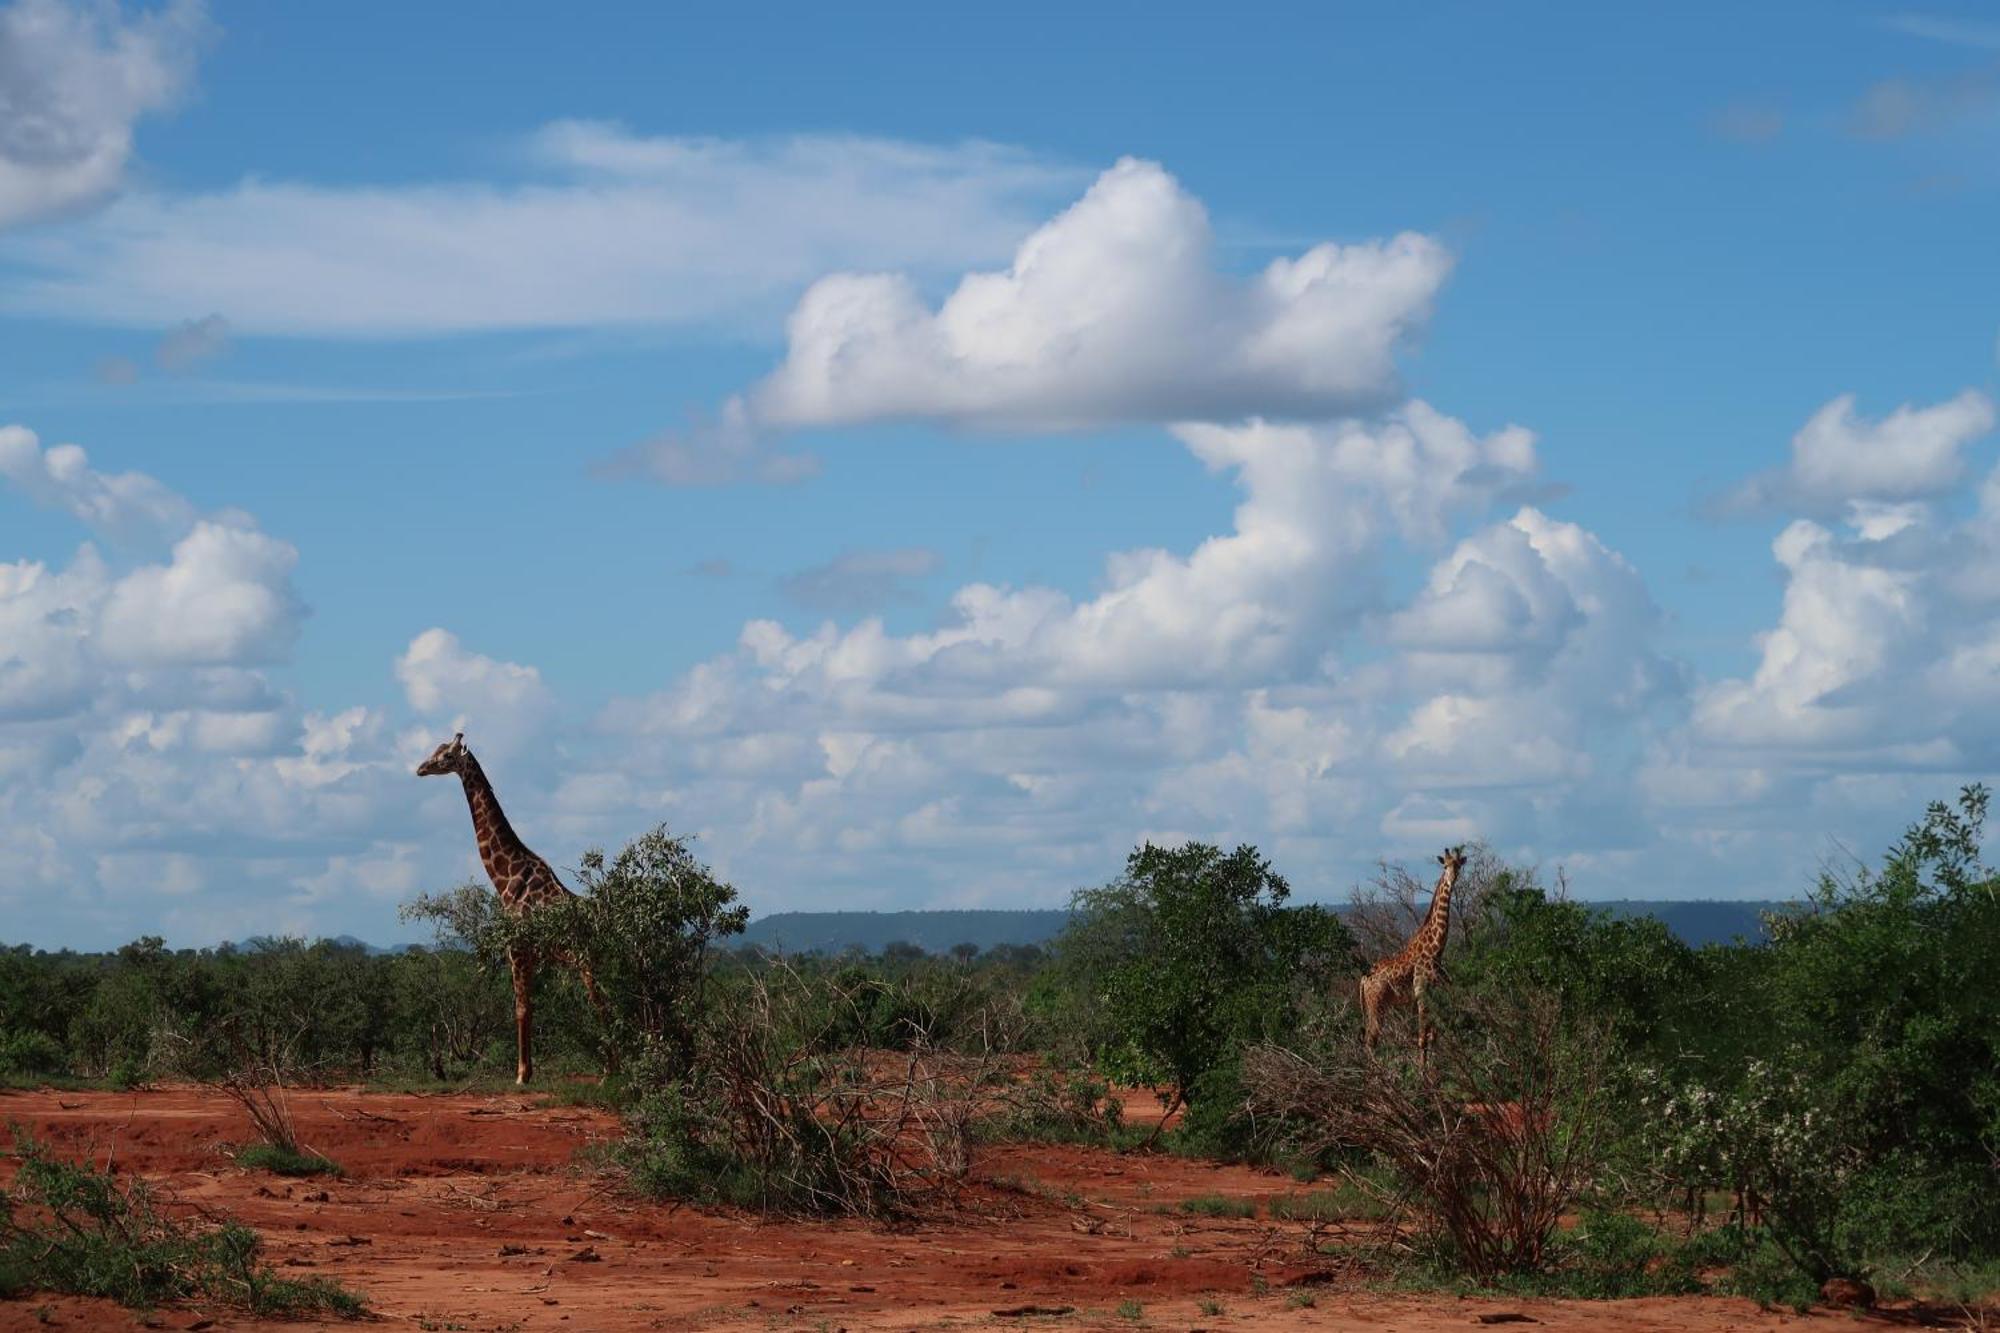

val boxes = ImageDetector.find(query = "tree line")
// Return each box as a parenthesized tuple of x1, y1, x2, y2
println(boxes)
(3, 788, 1995, 1304)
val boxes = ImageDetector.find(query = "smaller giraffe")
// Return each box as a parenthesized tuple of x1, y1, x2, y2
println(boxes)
(417, 733, 610, 1085)
(1359, 845, 1468, 1065)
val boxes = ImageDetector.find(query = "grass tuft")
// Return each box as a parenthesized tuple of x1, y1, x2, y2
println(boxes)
(1177, 1194, 1256, 1219)
(236, 1142, 344, 1177)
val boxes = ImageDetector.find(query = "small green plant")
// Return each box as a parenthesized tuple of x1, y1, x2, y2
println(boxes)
(1268, 1185, 1391, 1223)
(0, 1131, 363, 1317)
(1115, 1298, 1144, 1320)
(1197, 1297, 1223, 1316)
(1286, 1288, 1318, 1308)
(1177, 1194, 1255, 1219)
(235, 1142, 343, 1177)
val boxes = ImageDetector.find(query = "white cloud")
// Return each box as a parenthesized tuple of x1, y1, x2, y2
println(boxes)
(0, 125, 1077, 335)
(0, 0, 205, 229)
(743, 157, 1451, 433)
(0, 423, 195, 543)
(0, 426, 440, 945)
(1, 434, 304, 709)
(396, 628, 553, 757)
(584, 404, 1688, 913)
(1719, 390, 1995, 514)
(97, 520, 301, 667)
(1649, 387, 2000, 868)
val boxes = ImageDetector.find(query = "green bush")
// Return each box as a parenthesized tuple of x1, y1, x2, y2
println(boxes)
(489, 825, 748, 1077)
(0, 1132, 363, 1317)
(0, 1030, 66, 1079)
(983, 1059, 1131, 1147)
(1643, 786, 2000, 1282)
(1047, 841, 1358, 1124)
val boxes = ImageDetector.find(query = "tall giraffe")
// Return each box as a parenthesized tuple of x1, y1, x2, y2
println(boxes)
(1358, 845, 1468, 1065)
(417, 733, 609, 1085)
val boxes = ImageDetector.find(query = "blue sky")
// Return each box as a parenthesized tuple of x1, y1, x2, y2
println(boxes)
(2, 0, 1997, 947)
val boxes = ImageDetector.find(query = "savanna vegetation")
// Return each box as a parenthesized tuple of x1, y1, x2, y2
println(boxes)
(2, 788, 1996, 1315)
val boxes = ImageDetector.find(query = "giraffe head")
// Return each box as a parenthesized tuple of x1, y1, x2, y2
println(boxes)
(415, 732, 469, 778)
(1437, 845, 1467, 881)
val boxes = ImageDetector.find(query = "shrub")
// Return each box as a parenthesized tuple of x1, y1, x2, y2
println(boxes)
(1643, 786, 2000, 1282)
(482, 826, 748, 1078)
(1051, 841, 1357, 1128)
(983, 1058, 1130, 1147)
(0, 1132, 363, 1317)
(0, 1030, 66, 1079)
(618, 963, 1007, 1218)
(1245, 988, 1615, 1281)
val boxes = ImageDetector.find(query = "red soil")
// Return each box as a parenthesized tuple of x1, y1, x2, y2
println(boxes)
(0, 1084, 1905, 1331)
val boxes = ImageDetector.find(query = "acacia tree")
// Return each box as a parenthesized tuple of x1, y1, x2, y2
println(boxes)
(1059, 841, 1356, 1128)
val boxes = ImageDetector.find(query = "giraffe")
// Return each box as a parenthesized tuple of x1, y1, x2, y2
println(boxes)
(416, 732, 610, 1085)
(1358, 845, 1468, 1065)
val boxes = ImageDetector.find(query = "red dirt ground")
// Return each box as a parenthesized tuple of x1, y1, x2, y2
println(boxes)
(0, 1084, 1938, 1331)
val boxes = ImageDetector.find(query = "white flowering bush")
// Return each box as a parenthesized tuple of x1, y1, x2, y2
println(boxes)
(1648, 1057, 1865, 1282)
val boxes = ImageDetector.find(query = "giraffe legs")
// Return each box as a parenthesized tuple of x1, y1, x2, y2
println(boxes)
(509, 949, 536, 1086)
(1359, 976, 1383, 1054)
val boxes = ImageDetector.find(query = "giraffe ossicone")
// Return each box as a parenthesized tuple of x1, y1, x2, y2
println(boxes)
(416, 731, 612, 1085)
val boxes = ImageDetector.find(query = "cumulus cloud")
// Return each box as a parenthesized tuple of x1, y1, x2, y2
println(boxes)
(1, 434, 303, 707)
(0, 0, 205, 229)
(1689, 508, 1976, 755)
(0, 125, 1077, 335)
(613, 158, 1452, 487)
(396, 628, 554, 756)
(579, 402, 1686, 914)
(1645, 385, 2000, 881)
(742, 157, 1451, 433)
(1716, 390, 1995, 515)
(0, 423, 196, 544)
(0, 425, 470, 943)
(96, 520, 301, 666)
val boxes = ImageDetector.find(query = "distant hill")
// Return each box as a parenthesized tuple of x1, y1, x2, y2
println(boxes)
(735, 900, 1791, 955)
(1590, 900, 1790, 947)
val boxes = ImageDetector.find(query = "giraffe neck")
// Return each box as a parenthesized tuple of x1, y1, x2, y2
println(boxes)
(1414, 864, 1458, 961)
(455, 754, 537, 906)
